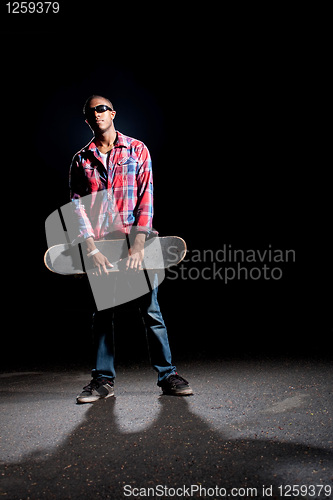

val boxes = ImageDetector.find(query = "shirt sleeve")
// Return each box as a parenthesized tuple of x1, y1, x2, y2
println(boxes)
(69, 155, 95, 242)
(134, 145, 154, 234)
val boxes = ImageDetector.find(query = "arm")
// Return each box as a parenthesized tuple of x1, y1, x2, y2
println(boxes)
(126, 146, 154, 270)
(134, 145, 154, 234)
(70, 155, 112, 274)
(69, 155, 95, 242)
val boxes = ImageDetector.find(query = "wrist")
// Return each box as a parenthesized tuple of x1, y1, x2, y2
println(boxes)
(134, 233, 146, 243)
(133, 234, 145, 250)
(86, 237, 96, 253)
(87, 248, 100, 258)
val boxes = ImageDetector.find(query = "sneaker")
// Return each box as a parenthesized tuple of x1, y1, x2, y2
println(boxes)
(76, 378, 114, 404)
(160, 373, 193, 396)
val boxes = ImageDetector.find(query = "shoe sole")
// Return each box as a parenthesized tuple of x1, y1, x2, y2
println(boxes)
(162, 387, 193, 396)
(76, 392, 114, 404)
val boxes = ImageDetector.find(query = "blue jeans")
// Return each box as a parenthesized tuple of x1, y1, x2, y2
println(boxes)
(91, 273, 176, 385)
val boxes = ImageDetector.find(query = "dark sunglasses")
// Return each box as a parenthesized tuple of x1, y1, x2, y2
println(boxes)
(85, 104, 113, 116)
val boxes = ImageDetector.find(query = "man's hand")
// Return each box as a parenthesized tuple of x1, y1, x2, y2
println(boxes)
(126, 233, 145, 271)
(86, 237, 113, 276)
(91, 252, 113, 275)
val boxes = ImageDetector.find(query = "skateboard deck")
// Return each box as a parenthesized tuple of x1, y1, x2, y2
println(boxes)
(44, 236, 186, 275)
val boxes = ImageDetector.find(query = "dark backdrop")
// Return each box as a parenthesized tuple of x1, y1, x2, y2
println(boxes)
(1, 6, 315, 368)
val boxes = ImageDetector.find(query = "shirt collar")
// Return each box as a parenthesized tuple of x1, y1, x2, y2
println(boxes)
(86, 131, 127, 153)
(114, 131, 127, 148)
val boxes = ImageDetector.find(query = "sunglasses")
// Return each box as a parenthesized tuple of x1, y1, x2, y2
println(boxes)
(85, 104, 113, 117)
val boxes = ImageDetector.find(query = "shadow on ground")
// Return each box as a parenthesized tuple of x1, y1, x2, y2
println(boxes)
(1, 394, 332, 499)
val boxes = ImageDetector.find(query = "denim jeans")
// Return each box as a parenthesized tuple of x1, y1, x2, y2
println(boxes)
(91, 273, 176, 385)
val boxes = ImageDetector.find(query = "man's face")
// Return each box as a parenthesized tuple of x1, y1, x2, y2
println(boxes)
(85, 97, 116, 133)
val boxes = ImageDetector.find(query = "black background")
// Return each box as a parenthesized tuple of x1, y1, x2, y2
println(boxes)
(1, 4, 316, 369)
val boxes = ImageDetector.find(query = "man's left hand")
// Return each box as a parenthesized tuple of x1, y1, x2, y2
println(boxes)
(126, 234, 145, 271)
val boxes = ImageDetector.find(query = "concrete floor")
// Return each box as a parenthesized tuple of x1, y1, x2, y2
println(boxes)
(0, 359, 332, 499)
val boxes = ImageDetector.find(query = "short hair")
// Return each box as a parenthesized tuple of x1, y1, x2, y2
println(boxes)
(83, 95, 114, 115)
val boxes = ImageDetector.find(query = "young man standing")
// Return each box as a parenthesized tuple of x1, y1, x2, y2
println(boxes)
(70, 95, 192, 403)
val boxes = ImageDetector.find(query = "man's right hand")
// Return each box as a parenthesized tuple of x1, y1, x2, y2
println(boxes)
(91, 251, 113, 275)
(86, 237, 113, 275)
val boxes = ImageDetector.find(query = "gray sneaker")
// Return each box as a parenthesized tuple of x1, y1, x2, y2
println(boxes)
(159, 373, 193, 396)
(76, 378, 114, 404)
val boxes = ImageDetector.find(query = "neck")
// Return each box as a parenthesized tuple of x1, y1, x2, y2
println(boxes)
(95, 126, 117, 150)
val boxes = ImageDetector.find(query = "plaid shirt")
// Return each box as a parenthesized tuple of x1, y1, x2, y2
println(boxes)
(69, 131, 154, 241)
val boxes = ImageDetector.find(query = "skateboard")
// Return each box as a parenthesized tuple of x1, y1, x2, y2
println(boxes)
(44, 236, 186, 275)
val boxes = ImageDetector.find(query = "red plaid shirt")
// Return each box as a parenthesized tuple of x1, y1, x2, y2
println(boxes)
(69, 131, 155, 241)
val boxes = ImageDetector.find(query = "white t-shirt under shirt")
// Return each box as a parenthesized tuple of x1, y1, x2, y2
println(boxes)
(99, 151, 109, 170)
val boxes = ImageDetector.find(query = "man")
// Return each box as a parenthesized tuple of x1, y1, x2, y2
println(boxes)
(71, 95, 192, 402)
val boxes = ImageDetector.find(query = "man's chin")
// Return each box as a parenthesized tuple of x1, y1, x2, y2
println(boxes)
(93, 123, 111, 133)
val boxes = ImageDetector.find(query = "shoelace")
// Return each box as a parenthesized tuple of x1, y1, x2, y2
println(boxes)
(83, 379, 113, 391)
(82, 379, 100, 392)
(167, 374, 189, 386)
